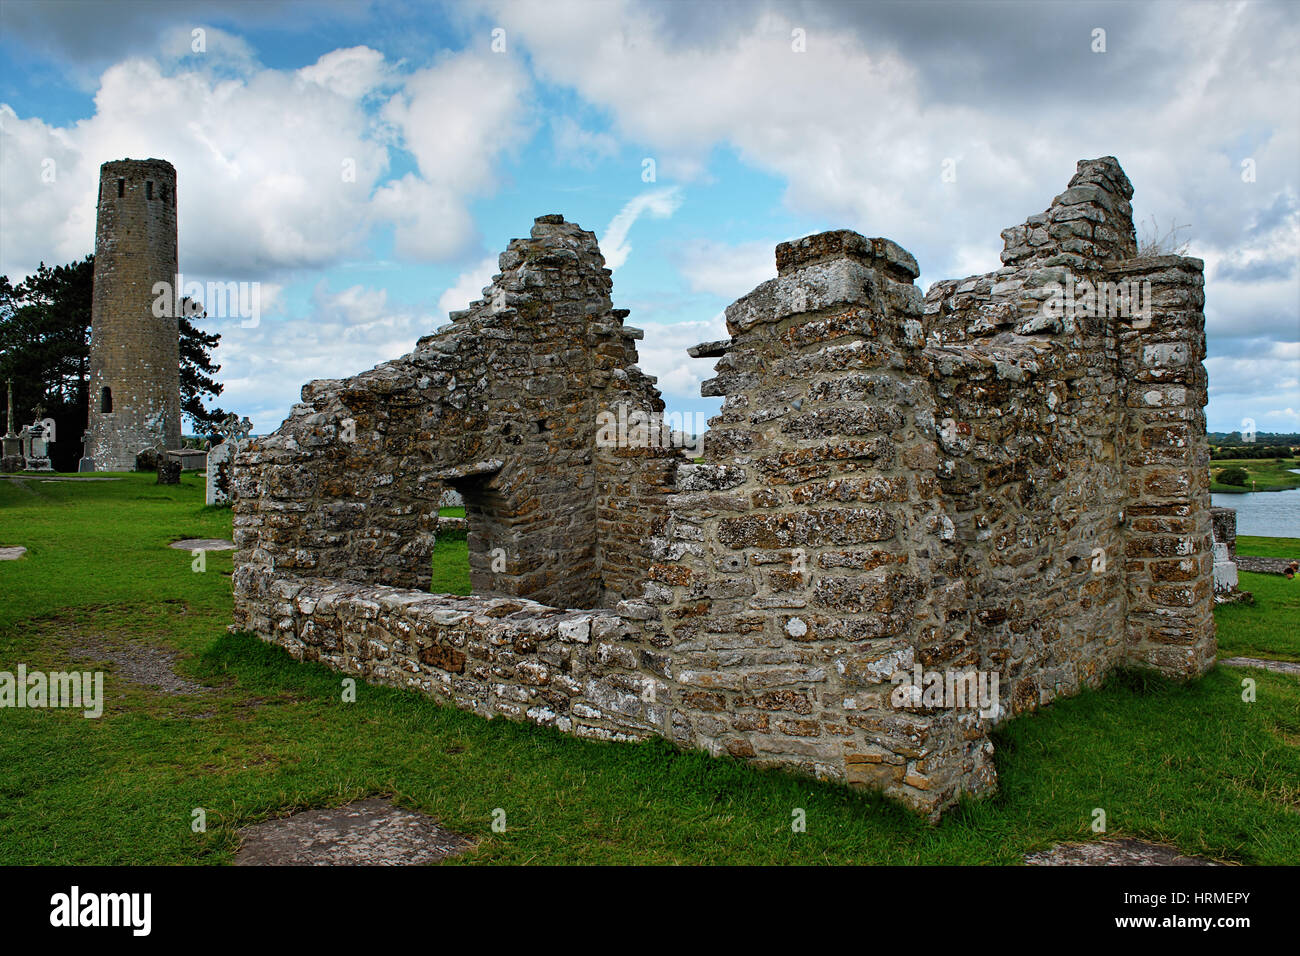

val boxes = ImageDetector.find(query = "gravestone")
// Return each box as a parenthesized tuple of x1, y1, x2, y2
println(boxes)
(1, 379, 21, 461)
(206, 441, 233, 505)
(156, 457, 181, 485)
(21, 419, 53, 473)
(206, 414, 252, 505)
(136, 447, 162, 472)
(169, 448, 208, 471)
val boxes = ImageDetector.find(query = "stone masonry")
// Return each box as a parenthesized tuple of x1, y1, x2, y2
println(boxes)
(85, 158, 183, 471)
(232, 158, 1216, 817)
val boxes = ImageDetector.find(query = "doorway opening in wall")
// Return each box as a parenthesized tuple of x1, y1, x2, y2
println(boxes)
(429, 486, 470, 595)
(453, 473, 512, 599)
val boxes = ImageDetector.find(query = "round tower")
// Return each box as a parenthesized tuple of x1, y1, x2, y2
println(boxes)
(84, 158, 182, 471)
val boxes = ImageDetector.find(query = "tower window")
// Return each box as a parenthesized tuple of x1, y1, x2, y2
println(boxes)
(117, 178, 125, 198)
(101, 387, 113, 413)
(159, 184, 169, 205)
(146, 181, 153, 200)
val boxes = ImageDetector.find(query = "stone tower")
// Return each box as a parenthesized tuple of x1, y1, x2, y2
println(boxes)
(84, 158, 182, 471)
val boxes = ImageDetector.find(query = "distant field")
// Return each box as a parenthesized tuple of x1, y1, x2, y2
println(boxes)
(1209, 457, 1300, 493)
(1235, 535, 1300, 559)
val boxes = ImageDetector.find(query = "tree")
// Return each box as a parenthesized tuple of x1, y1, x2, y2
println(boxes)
(178, 300, 229, 438)
(0, 257, 93, 471)
(1217, 466, 1249, 487)
(0, 255, 227, 468)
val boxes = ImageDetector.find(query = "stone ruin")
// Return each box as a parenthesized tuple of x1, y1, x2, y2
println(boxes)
(1210, 506, 1251, 603)
(231, 157, 1216, 816)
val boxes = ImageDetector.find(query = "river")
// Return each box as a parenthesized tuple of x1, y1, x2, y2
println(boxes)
(1211, 487, 1300, 538)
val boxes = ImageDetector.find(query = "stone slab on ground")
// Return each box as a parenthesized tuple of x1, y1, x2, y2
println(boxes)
(1025, 838, 1222, 866)
(1220, 656, 1300, 676)
(0, 546, 27, 560)
(234, 797, 473, 866)
(169, 538, 236, 551)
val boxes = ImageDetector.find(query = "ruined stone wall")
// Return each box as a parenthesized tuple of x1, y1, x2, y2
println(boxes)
(233, 216, 680, 614)
(86, 158, 182, 471)
(233, 158, 1215, 818)
(1113, 255, 1215, 674)
(620, 231, 995, 811)
(592, 321, 684, 606)
(921, 158, 1213, 709)
(923, 159, 1137, 711)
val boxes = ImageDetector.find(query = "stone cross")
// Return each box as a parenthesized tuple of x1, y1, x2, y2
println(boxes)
(215, 413, 253, 445)
(4, 379, 14, 439)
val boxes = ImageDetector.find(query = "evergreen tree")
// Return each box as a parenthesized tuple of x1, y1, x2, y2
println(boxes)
(178, 301, 229, 438)
(0, 255, 227, 468)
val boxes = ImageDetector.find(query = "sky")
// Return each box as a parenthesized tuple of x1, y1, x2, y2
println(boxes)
(0, 0, 1296, 436)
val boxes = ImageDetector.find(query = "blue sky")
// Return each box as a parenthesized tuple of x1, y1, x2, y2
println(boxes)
(1, 0, 1296, 435)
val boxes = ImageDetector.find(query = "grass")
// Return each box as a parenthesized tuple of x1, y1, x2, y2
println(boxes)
(1214, 572, 1300, 662)
(1209, 457, 1300, 493)
(431, 504, 470, 594)
(430, 527, 470, 595)
(1, 472, 1297, 864)
(1236, 535, 1300, 560)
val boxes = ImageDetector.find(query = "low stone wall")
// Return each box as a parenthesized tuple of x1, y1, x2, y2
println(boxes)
(233, 564, 663, 741)
(1235, 555, 1296, 575)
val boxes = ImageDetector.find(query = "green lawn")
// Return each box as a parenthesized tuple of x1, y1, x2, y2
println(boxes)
(1215, 572, 1300, 662)
(1, 473, 1297, 864)
(1209, 457, 1300, 493)
(1236, 535, 1300, 560)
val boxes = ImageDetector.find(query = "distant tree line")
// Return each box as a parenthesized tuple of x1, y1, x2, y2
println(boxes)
(1210, 444, 1300, 460)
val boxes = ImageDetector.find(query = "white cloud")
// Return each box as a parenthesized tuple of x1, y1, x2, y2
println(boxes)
(550, 116, 619, 169)
(297, 45, 393, 99)
(633, 311, 728, 400)
(373, 52, 533, 261)
(436, 255, 499, 317)
(214, 280, 436, 433)
(600, 187, 683, 270)
(1, 52, 387, 278)
(673, 238, 777, 299)
(487, 0, 1297, 426)
(0, 45, 531, 280)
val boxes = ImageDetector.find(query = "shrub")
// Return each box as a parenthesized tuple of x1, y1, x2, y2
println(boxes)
(1218, 466, 1248, 487)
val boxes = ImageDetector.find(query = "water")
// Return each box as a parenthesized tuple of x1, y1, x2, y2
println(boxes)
(1212, 488, 1300, 538)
